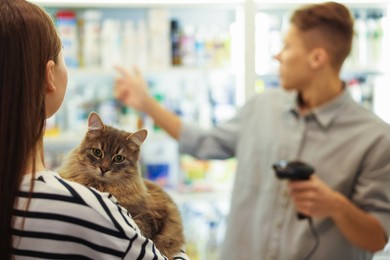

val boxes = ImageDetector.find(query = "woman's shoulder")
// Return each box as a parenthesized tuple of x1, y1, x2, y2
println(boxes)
(21, 170, 109, 204)
(19, 170, 140, 232)
(14, 171, 167, 259)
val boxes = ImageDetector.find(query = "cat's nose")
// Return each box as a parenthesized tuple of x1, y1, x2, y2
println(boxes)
(100, 167, 110, 174)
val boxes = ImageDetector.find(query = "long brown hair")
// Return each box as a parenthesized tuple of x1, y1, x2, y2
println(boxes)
(0, 0, 61, 258)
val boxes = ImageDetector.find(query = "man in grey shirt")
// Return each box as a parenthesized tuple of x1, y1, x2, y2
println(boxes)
(114, 2, 390, 260)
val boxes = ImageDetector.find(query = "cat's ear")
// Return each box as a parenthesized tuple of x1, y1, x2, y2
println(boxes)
(127, 129, 148, 145)
(88, 112, 105, 131)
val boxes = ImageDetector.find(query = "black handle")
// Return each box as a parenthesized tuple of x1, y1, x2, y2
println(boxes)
(272, 160, 315, 221)
(297, 212, 310, 220)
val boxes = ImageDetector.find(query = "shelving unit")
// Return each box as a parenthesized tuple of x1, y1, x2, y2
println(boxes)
(37, 0, 245, 136)
(31, 0, 245, 8)
(30, 0, 390, 99)
(31, 1, 390, 258)
(32, 2, 242, 258)
(254, 0, 390, 9)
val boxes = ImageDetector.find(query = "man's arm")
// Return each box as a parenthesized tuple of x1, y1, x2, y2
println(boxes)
(289, 176, 387, 252)
(330, 190, 387, 252)
(114, 66, 182, 140)
(142, 97, 182, 140)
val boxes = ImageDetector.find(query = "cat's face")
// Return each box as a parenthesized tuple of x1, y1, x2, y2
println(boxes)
(74, 112, 147, 186)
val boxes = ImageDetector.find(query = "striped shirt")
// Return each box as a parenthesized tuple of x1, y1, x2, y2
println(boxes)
(12, 171, 189, 260)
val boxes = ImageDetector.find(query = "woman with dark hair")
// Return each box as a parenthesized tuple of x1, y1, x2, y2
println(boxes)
(0, 1, 188, 259)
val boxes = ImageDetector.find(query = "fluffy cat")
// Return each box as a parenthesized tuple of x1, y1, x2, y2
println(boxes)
(58, 112, 185, 259)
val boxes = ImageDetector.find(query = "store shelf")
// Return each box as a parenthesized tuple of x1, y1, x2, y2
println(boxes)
(67, 67, 236, 77)
(256, 66, 385, 78)
(31, 0, 390, 9)
(44, 132, 85, 152)
(255, 0, 390, 9)
(29, 0, 245, 8)
(167, 189, 231, 205)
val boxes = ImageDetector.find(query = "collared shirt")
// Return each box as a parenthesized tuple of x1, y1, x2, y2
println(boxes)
(13, 171, 189, 260)
(179, 88, 390, 260)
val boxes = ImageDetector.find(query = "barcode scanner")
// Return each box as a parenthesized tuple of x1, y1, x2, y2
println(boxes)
(273, 160, 319, 260)
(272, 160, 315, 220)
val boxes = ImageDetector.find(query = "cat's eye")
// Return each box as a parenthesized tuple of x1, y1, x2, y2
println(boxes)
(112, 155, 125, 163)
(92, 148, 103, 158)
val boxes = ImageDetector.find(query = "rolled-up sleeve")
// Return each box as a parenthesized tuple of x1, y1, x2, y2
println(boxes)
(352, 133, 390, 237)
(178, 122, 236, 160)
(178, 96, 258, 160)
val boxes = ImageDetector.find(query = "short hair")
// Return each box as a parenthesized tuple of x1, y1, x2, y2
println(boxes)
(291, 2, 354, 70)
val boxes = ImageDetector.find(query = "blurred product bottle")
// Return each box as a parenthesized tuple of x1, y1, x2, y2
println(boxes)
(204, 27, 216, 67)
(208, 73, 236, 124)
(140, 87, 180, 188)
(195, 27, 206, 67)
(141, 131, 180, 189)
(122, 20, 137, 69)
(347, 12, 360, 67)
(348, 78, 362, 104)
(135, 20, 148, 70)
(118, 107, 140, 132)
(373, 75, 390, 124)
(148, 9, 170, 69)
(180, 155, 208, 188)
(371, 12, 383, 67)
(101, 19, 122, 69)
(366, 12, 376, 66)
(181, 205, 202, 260)
(181, 24, 196, 67)
(355, 11, 368, 66)
(66, 88, 86, 132)
(97, 99, 119, 126)
(171, 19, 182, 66)
(255, 12, 271, 74)
(205, 221, 219, 260)
(44, 116, 60, 137)
(359, 76, 373, 110)
(377, 12, 388, 69)
(83, 10, 102, 68)
(268, 16, 282, 71)
(56, 10, 79, 67)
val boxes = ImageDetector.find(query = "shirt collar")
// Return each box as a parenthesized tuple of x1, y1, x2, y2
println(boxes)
(287, 87, 352, 129)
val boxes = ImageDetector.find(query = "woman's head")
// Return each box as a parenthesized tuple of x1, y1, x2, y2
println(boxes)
(0, 0, 64, 257)
(0, 0, 64, 122)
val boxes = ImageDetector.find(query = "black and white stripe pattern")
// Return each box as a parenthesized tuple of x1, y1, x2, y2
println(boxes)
(13, 171, 189, 260)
